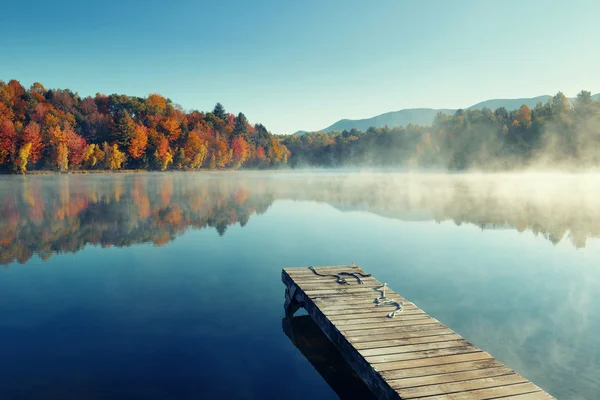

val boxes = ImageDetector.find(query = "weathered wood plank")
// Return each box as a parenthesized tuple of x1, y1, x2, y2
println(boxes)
(499, 392, 556, 399)
(365, 345, 481, 364)
(328, 309, 426, 320)
(372, 352, 492, 372)
(396, 374, 528, 398)
(346, 328, 456, 343)
(386, 366, 515, 389)
(311, 290, 406, 299)
(336, 318, 439, 331)
(317, 303, 414, 314)
(316, 300, 413, 312)
(304, 287, 389, 296)
(411, 382, 542, 399)
(354, 334, 464, 350)
(380, 359, 506, 380)
(284, 266, 361, 276)
(316, 298, 411, 308)
(343, 323, 449, 337)
(359, 339, 471, 357)
(282, 266, 554, 400)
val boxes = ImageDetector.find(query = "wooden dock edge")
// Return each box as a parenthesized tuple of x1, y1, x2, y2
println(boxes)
(282, 268, 400, 399)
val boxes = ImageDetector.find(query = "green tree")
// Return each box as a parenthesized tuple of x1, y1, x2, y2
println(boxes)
(212, 103, 226, 120)
(113, 110, 135, 146)
(233, 112, 248, 136)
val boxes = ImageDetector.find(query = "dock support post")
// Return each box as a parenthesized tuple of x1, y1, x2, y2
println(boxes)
(284, 285, 302, 317)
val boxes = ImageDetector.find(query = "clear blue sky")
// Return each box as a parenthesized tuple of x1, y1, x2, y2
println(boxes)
(1, 0, 599, 133)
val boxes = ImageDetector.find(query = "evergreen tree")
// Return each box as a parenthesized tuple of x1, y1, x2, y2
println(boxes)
(213, 102, 226, 120)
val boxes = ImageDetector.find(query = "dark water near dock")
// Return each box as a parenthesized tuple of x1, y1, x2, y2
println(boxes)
(0, 172, 599, 399)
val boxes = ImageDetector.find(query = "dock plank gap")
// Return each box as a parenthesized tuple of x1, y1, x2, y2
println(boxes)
(282, 265, 555, 400)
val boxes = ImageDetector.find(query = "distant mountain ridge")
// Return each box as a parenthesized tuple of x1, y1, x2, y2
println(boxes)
(293, 93, 600, 135)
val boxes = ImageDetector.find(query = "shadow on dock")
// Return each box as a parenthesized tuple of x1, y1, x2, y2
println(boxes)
(282, 315, 377, 400)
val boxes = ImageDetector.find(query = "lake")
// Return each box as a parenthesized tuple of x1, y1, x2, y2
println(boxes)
(1, 171, 599, 399)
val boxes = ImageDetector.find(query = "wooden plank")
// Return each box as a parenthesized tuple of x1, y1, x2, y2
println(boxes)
(372, 352, 492, 372)
(365, 345, 481, 364)
(291, 276, 382, 285)
(359, 339, 472, 357)
(305, 287, 389, 296)
(309, 292, 406, 301)
(284, 266, 361, 276)
(316, 300, 412, 311)
(380, 359, 506, 380)
(396, 374, 528, 398)
(322, 306, 419, 317)
(365, 345, 481, 370)
(316, 298, 411, 309)
(281, 266, 554, 400)
(386, 366, 515, 389)
(317, 304, 413, 314)
(411, 382, 542, 400)
(336, 318, 439, 331)
(499, 392, 556, 399)
(354, 334, 464, 350)
(342, 323, 449, 337)
(329, 310, 427, 321)
(346, 328, 456, 343)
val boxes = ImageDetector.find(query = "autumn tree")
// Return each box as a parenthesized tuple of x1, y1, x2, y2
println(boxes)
(22, 122, 44, 164)
(103, 142, 125, 170)
(231, 136, 250, 168)
(160, 117, 181, 142)
(0, 120, 17, 166)
(128, 124, 148, 160)
(154, 135, 173, 170)
(147, 93, 167, 115)
(183, 131, 208, 169)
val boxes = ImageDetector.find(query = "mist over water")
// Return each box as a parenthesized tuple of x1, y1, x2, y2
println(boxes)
(0, 171, 599, 399)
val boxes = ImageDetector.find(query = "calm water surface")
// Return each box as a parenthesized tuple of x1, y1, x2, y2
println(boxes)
(1, 172, 599, 399)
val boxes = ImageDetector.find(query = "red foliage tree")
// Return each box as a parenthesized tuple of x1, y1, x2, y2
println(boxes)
(65, 127, 87, 167)
(22, 122, 44, 164)
(0, 119, 17, 165)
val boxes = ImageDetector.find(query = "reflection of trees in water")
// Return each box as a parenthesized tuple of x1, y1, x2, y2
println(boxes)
(1, 173, 599, 265)
(270, 174, 600, 249)
(0, 174, 274, 265)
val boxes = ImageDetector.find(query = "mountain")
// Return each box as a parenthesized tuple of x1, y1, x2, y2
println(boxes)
(296, 93, 600, 134)
(466, 95, 551, 111)
(321, 108, 455, 133)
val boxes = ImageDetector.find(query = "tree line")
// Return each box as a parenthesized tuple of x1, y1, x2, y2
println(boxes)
(0, 80, 290, 173)
(282, 91, 600, 170)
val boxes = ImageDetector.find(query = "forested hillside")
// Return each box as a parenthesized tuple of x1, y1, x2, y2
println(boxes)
(0, 80, 289, 173)
(283, 91, 600, 170)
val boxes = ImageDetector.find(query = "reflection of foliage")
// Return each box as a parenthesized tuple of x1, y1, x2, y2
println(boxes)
(1, 173, 598, 266)
(0, 174, 274, 265)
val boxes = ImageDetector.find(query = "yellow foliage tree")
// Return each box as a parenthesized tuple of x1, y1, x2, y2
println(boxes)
(17, 142, 32, 174)
(56, 142, 69, 172)
(103, 142, 125, 171)
(82, 144, 96, 168)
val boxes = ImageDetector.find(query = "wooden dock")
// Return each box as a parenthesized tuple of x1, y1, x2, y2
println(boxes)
(282, 265, 554, 400)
